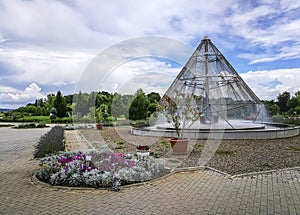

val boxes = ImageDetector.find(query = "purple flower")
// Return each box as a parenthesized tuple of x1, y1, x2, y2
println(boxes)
(58, 156, 67, 164)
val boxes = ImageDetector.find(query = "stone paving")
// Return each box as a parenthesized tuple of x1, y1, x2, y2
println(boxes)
(0, 127, 300, 214)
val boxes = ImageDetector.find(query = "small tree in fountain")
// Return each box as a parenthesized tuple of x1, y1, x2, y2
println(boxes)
(158, 91, 201, 139)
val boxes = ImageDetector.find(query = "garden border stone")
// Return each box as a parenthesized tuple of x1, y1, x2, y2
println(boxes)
(230, 166, 300, 179)
(31, 165, 300, 192)
(30, 167, 175, 192)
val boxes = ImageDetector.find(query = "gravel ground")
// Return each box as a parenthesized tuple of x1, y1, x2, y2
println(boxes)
(183, 137, 300, 175)
(79, 126, 300, 175)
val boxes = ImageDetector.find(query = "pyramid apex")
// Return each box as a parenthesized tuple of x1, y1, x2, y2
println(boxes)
(202, 36, 210, 41)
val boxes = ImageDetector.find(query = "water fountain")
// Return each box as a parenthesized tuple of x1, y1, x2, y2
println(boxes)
(132, 36, 299, 139)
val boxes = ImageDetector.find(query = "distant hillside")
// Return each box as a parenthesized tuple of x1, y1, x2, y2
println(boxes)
(0, 108, 13, 112)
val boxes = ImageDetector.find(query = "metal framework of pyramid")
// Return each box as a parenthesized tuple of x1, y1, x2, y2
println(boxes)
(162, 36, 266, 130)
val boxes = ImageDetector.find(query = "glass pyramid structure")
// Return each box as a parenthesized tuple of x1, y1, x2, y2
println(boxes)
(162, 36, 267, 129)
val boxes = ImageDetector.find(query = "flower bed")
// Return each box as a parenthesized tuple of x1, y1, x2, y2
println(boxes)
(36, 150, 169, 191)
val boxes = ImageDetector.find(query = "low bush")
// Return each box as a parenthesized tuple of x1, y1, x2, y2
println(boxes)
(52, 117, 73, 124)
(36, 150, 168, 191)
(34, 126, 65, 158)
(0, 124, 13, 127)
(14, 123, 47, 129)
(216, 149, 235, 155)
(36, 122, 47, 128)
(130, 120, 149, 128)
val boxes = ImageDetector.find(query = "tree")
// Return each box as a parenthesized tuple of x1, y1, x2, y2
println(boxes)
(147, 92, 161, 117)
(64, 95, 73, 105)
(263, 100, 280, 116)
(54, 91, 67, 118)
(147, 92, 161, 103)
(45, 94, 55, 114)
(129, 89, 150, 120)
(73, 91, 89, 117)
(50, 107, 57, 121)
(277, 91, 290, 113)
(287, 91, 300, 115)
(111, 93, 127, 119)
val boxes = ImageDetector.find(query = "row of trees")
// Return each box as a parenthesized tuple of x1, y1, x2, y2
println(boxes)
(73, 89, 161, 122)
(10, 89, 300, 123)
(263, 91, 300, 117)
(13, 91, 70, 118)
(12, 89, 161, 123)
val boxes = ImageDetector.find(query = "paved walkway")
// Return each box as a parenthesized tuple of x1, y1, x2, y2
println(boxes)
(0, 127, 300, 214)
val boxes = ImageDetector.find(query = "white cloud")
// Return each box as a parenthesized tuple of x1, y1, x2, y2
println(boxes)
(0, 0, 106, 48)
(225, 0, 300, 63)
(240, 68, 300, 100)
(0, 86, 18, 94)
(0, 83, 46, 108)
(0, 0, 236, 49)
(0, 0, 300, 107)
(0, 47, 94, 86)
(102, 58, 180, 95)
(280, 0, 300, 11)
(74, 36, 193, 93)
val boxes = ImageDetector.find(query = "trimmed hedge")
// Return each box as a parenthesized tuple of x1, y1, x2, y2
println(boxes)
(34, 126, 65, 158)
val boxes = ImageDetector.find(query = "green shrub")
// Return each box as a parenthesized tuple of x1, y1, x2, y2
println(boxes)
(116, 140, 125, 145)
(34, 126, 65, 158)
(130, 120, 149, 128)
(52, 117, 73, 124)
(216, 149, 235, 155)
(14, 122, 47, 129)
(37, 122, 47, 128)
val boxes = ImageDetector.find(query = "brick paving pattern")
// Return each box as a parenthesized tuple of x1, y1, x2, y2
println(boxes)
(0, 127, 300, 214)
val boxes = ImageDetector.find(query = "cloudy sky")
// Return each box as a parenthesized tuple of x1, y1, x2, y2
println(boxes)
(0, 0, 300, 108)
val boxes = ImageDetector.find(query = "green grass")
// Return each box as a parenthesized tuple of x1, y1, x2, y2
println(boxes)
(160, 141, 170, 148)
(116, 140, 125, 145)
(1, 115, 51, 123)
(0, 115, 73, 124)
(150, 151, 161, 158)
(216, 149, 235, 155)
(287, 146, 300, 152)
(114, 145, 125, 150)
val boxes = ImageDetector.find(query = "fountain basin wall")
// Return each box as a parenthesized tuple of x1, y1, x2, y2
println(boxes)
(131, 124, 300, 140)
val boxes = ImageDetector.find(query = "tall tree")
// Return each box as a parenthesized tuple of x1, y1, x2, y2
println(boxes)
(129, 89, 150, 120)
(147, 92, 161, 103)
(277, 91, 290, 113)
(45, 94, 55, 113)
(73, 91, 89, 117)
(111, 93, 127, 119)
(263, 100, 280, 116)
(287, 91, 300, 115)
(54, 91, 67, 118)
(147, 92, 161, 116)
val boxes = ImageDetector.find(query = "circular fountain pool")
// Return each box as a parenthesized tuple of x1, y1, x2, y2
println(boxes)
(131, 120, 299, 139)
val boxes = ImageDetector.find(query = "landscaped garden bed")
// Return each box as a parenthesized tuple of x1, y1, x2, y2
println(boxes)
(95, 127, 300, 175)
(36, 150, 169, 191)
(34, 126, 300, 191)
